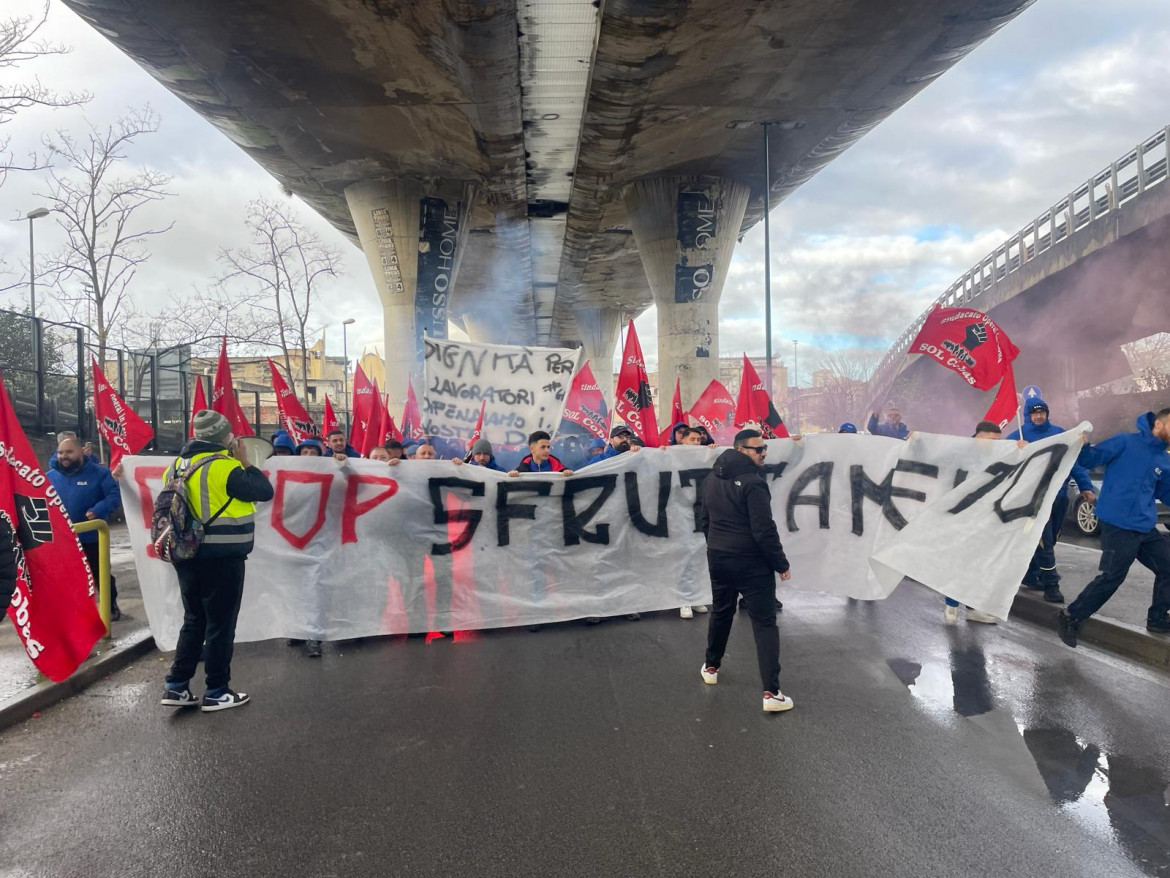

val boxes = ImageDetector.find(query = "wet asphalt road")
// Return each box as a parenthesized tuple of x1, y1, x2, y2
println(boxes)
(2, 583, 1169, 878)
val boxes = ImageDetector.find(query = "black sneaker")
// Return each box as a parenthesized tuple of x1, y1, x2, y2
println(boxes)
(1057, 610, 1080, 648)
(625, 613, 641, 622)
(160, 687, 199, 708)
(1043, 588, 1065, 604)
(1146, 618, 1170, 634)
(110, 603, 122, 622)
(201, 689, 250, 712)
(775, 599, 784, 612)
(1021, 582, 1044, 591)
(305, 640, 322, 658)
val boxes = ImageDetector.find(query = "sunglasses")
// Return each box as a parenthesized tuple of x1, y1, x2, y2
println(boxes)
(743, 444, 767, 454)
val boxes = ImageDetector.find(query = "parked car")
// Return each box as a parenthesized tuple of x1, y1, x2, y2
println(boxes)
(1064, 469, 1170, 537)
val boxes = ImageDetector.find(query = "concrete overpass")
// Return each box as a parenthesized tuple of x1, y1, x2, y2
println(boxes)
(863, 125, 1170, 434)
(64, 0, 1036, 410)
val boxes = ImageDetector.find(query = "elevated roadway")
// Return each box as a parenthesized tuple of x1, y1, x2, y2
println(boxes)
(64, 0, 1036, 409)
(864, 126, 1170, 433)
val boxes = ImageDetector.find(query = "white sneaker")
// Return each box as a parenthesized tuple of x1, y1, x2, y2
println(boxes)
(693, 605, 708, 613)
(201, 689, 250, 713)
(966, 609, 998, 624)
(701, 664, 718, 685)
(763, 691, 794, 712)
(944, 605, 959, 625)
(680, 605, 694, 619)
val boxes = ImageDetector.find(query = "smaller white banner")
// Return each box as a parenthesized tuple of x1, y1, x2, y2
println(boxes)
(422, 337, 581, 445)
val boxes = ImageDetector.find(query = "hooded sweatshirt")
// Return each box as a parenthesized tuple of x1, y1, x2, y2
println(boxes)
(1006, 399, 1092, 491)
(699, 448, 789, 573)
(668, 421, 689, 446)
(1077, 413, 1170, 532)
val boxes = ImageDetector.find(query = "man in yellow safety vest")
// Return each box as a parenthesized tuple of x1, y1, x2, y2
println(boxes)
(160, 410, 274, 713)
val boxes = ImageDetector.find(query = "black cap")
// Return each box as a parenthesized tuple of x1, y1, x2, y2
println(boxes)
(610, 424, 634, 438)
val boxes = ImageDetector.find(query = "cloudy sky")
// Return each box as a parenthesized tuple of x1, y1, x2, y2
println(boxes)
(2, 0, 1170, 384)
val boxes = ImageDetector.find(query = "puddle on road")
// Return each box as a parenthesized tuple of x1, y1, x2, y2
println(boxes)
(887, 649, 1170, 875)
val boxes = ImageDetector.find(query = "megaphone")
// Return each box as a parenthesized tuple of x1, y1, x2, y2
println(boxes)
(234, 435, 274, 463)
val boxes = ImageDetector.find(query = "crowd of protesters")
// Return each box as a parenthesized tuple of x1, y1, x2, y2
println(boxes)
(18, 393, 1170, 716)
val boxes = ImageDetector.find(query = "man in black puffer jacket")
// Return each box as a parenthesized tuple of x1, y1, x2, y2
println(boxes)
(698, 429, 794, 712)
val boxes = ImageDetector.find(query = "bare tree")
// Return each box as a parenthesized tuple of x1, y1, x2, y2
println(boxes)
(37, 107, 172, 367)
(807, 348, 884, 430)
(1, 2, 89, 187)
(218, 198, 342, 395)
(1123, 333, 1170, 392)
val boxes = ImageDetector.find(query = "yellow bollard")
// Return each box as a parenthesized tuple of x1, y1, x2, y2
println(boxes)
(71, 519, 112, 642)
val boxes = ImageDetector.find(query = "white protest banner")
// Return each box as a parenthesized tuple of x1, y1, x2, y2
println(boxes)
(422, 336, 581, 445)
(119, 426, 1085, 650)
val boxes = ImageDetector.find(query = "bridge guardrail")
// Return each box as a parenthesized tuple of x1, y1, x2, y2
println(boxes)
(866, 125, 1170, 408)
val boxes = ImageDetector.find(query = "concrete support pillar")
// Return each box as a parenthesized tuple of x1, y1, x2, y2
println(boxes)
(1052, 354, 1080, 426)
(575, 306, 623, 398)
(345, 179, 477, 409)
(623, 176, 750, 419)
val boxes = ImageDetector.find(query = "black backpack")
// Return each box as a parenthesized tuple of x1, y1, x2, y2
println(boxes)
(150, 454, 231, 563)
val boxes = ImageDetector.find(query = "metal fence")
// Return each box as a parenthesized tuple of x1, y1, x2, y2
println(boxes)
(0, 308, 197, 454)
(0, 308, 349, 456)
(866, 124, 1170, 408)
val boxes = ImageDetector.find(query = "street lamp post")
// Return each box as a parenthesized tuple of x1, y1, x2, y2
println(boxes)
(25, 207, 50, 318)
(762, 122, 773, 397)
(792, 340, 800, 429)
(342, 318, 355, 432)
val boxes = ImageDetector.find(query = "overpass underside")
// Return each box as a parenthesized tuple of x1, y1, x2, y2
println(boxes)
(63, 0, 1035, 411)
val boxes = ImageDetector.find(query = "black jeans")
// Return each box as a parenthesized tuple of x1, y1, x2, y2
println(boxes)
(1067, 523, 1170, 623)
(81, 541, 117, 604)
(705, 550, 780, 693)
(1022, 492, 1068, 589)
(166, 556, 246, 691)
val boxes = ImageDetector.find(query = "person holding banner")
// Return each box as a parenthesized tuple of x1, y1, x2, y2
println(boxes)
(160, 410, 274, 712)
(699, 430, 794, 713)
(508, 431, 573, 476)
(1059, 410, 1170, 646)
(48, 437, 124, 621)
(867, 406, 910, 440)
(325, 429, 362, 460)
(1006, 396, 1094, 604)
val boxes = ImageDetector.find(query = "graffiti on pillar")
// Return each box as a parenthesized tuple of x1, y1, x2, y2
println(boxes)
(677, 191, 717, 249)
(416, 197, 459, 358)
(371, 208, 404, 294)
(675, 190, 717, 304)
(674, 263, 713, 304)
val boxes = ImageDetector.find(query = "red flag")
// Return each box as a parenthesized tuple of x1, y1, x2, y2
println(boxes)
(349, 365, 376, 451)
(908, 305, 1020, 391)
(658, 378, 686, 444)
(689, 379, 738, 445)
(614, 321, 659, 447)
(734, 355, 789, 439)
(322, 394, 338, 437)
(189, 376, 208, 439)
(91, 358, 153, 468)
(0, 374, 105, 681)
(266, 359, 317, 445)
(402, 382, 425, 441)
(469, 399, 487, 448)
(363, 394, 401, 456)
(558, 361, 610, 442)
(211, 337, 254, 437)
(381, 399, 402, 444)
(983, 366, 1019, 430)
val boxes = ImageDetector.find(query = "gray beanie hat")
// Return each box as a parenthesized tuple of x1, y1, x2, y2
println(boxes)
(192, 409, 232, 445)
(471, 438, 493, 456)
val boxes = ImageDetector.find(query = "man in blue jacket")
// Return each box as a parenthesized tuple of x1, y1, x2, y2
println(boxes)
(867, 407, 910, 440)
(1007, 396, 1095, 603)
(1058, 409, 1170, 647)
(47, 437, 123, 620)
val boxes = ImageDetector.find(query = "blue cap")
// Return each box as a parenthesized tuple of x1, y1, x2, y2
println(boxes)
(588, 438, 607, 450)
(295, 437, 324, 454)
(273, 431, 296, 452)
(839, 423, 858, 434)
(1024, 397, 1049, 414)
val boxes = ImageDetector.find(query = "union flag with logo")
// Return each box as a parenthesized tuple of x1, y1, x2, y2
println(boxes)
(266, 359, 318, 445)
(559, 361, 610, 442)
(0, 374, 105, 681)
(614, 321, 659, 447)
(91, 358, 153, 468)
(909, 305, 1020, 429)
